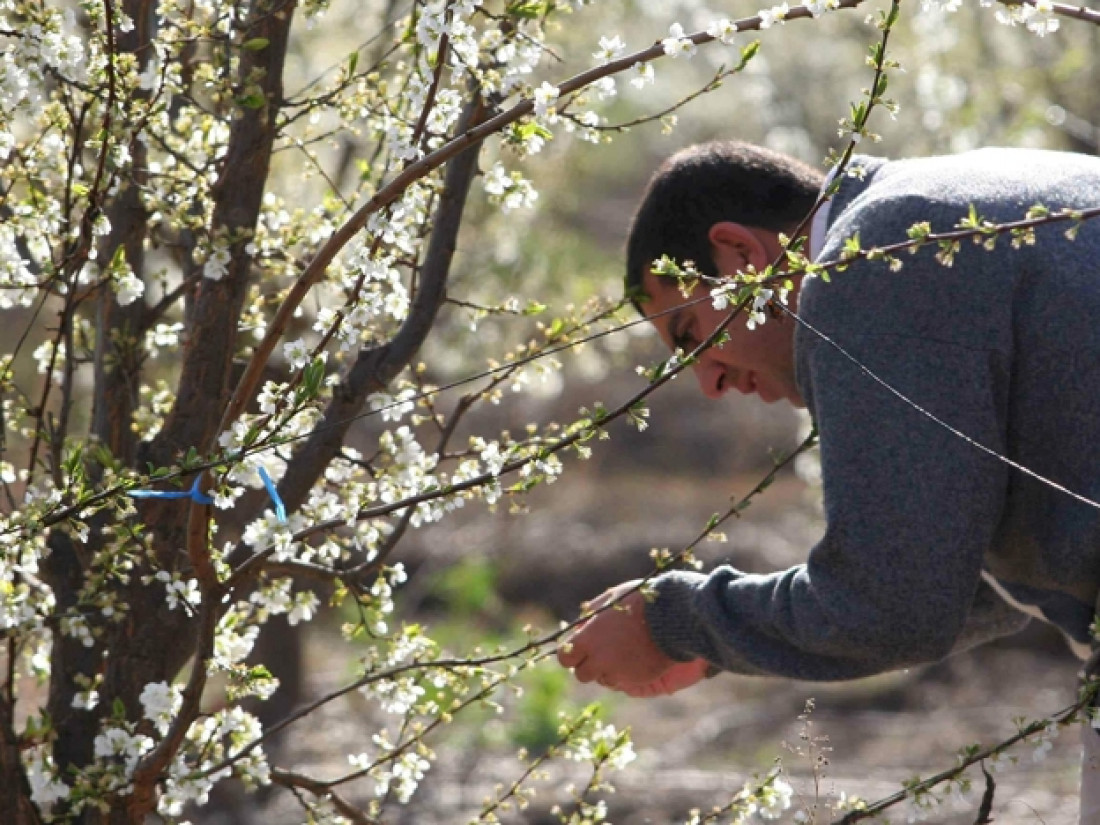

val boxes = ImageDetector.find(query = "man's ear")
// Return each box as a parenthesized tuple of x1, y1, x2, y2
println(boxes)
(707, 221, 772, 275)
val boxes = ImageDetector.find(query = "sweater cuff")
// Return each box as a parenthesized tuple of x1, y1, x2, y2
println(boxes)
(643, 570, 710, 663)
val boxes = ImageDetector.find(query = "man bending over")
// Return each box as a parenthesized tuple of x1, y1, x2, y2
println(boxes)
(557, 141, 1100, 816)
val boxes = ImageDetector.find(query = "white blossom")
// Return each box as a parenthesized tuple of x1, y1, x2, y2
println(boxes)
(482, 163, 538, 213)
(921, 0, 962, 12)
(155, 570, 202, 612)
(146, 322, 184, 355)
(203, 245, 231, 281)
(287, 591, 319, 626)
(589, 76, 617, 101)
(758, 776, 794, 819)
(759, 2, 790, 28)
(710, 284, 734, 311)
(371, 748, 431, 803)
(532, 81, 560, 117)
(93, 725, 155, 777)
(60, 613, 94, 647)
(593, 34, 626, 64)
(706, 18, 739, 44)
(805, 0, 840, 17)
(1022, 0, 1060, 36)
(630, 61, 655, 88)
(564, 720, 635, 769)
(746, 288, 774, 330)
(138, 59, 159, 91)
(114, 270, 145, 306)
(661, 23, 697, 59)
(23, 746, 69, 809)
(478, 439, 508, 476)
(140, 680, 183, 736)
(72, 687, 99, 710)
(213, 616, 260, 668)
(283, 338, 312, 370)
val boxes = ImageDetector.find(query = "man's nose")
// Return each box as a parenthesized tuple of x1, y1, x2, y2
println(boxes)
(693, 359, 728, 400)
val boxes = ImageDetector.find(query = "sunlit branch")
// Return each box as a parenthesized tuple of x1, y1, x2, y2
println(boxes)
(270, 769, 378, 825)
(1006, 0, 1100, 25)
(573, 46, 759, 133)
(833, 687, 1096, 823)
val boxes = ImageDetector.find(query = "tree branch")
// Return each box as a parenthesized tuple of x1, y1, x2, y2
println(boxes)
(227, 95, 489, 566)
(90, 0, 157, 467)
(270, 768, 378, 825)
(151, 0, 297, 463)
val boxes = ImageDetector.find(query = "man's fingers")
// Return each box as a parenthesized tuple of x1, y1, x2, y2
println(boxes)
(556, 638, 585, 669)
(619, 675, 670, 698)
(580, 591, 614, 616)
(572, 658, 600, 684)
(616, 660, 712, 699)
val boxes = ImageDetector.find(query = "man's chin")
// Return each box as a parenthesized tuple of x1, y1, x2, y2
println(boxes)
(754, 386, 783, 405)
(759, 387, 804, 408)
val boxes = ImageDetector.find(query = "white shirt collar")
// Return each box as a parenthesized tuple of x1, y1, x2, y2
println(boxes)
(808, 167, 839, 260)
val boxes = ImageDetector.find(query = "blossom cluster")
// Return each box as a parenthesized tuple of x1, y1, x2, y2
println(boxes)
(923, 0, 1062, 37)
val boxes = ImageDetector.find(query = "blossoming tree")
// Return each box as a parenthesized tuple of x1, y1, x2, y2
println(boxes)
(1, 0, 1098, 823)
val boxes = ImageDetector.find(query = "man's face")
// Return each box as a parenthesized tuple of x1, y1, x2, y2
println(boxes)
(640, 230, 804, 407)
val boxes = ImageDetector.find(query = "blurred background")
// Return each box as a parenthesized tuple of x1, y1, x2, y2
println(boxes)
(204, 0, 1100, 820)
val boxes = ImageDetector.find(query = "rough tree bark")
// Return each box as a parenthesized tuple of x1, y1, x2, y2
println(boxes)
(41, 2, 297, 822)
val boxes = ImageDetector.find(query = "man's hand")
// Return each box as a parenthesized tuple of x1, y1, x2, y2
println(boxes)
(618, 658, 711, 698)
(557, 580, 709, 697)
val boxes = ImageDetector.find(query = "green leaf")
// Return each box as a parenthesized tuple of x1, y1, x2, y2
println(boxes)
(236, 93, 266, 109)
(242, 37, 270, 51)
(885, 1, 900, 27)
(242, 423, 262, 447)
(108, 243, 127, 272)
(347, 50, 359, 76)
(906, 221, 931, 241)
(303, 356, 326, 395)
(506, 0, 544, 18)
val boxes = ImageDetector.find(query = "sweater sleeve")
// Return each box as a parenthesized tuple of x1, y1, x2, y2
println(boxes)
(645, 326, 1019, 681)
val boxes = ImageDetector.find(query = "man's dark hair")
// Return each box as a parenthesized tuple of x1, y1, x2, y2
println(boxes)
(625, 141, 826, 306)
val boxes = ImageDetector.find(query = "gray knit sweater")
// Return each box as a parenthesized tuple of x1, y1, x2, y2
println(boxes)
(646, 149, 1100, 680)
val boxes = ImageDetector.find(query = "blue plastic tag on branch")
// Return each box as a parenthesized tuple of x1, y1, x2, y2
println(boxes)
(129, 469, 286, 524)
(129, 475, 215, 505)
(257, 466, 287, 524)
